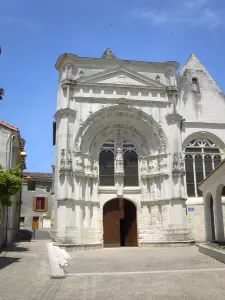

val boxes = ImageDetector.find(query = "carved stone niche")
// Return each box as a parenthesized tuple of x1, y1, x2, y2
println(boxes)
(172, 152, 185, 177)
(91, 160, 99, 179)
(158, 156, 168, 173)
(115, 149, 124, 176)
(59, 149, 73, 176)
(74, 154, 85, 178)
(61, 63, 76, 89)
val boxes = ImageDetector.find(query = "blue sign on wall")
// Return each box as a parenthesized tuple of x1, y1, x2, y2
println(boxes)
(188, 207, 195, 212)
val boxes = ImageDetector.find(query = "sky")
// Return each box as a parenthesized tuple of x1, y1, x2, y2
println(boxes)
(0, 0, 225, 172)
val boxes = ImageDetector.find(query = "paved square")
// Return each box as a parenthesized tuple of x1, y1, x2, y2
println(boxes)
(64, 246, 225, 274)
(1, 239, 225, 300)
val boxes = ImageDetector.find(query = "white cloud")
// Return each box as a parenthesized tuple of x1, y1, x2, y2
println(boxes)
(140, 11, 168, 24)
(1, 16, 38, 29)
(133, 0, 223, 30)
(184, 0, 208, 9)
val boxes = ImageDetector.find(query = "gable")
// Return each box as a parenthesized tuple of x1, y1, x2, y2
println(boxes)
(77, 67, 166, 89)
(179, 53, 223, 94)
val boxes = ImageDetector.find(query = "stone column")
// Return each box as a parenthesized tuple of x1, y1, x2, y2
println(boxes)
(53, 69, 76, 242)
(203, 194, 213, 242)
(213, 191, 224, 241)
(165, 87, 188, 238)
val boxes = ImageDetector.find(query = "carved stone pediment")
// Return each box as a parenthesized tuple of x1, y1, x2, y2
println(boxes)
(76, 67, 166, 89)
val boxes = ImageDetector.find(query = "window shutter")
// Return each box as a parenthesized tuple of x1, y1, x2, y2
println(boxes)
(44, 197, 48, 211)
(32, 197, 36, 211)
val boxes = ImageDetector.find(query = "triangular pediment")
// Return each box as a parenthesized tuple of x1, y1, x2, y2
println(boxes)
(77, 67, 166, 89)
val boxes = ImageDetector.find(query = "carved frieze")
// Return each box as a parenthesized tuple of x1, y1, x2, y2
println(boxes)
(59, 149, 73, 175)
(172, 152, 185, 177)
(140, 154, 168, 180)
(74, 154, 85, 177)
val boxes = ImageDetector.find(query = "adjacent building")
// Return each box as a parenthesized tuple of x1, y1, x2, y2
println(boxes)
(21, 172, 53, 230)
(52, 49, 225, 247)
(0, 120, 26, 248)
(199, 160, 225, 242)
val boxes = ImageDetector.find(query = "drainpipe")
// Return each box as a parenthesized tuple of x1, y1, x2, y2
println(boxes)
(5, 135, 15, 246)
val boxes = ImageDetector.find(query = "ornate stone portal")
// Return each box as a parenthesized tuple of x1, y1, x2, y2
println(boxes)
(52, 50, 190, 246)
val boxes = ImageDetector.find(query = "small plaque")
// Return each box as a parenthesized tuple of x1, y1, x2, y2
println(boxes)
(188, 207, 195, 212)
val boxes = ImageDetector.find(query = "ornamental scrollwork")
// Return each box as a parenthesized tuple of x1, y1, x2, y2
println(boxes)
(172, 152, 185, 177)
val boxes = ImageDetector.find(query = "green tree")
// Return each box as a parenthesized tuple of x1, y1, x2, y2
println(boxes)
(0, 164, 23, 206)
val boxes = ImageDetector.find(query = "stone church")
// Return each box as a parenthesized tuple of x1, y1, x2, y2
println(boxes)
(52, 49, 225, 247)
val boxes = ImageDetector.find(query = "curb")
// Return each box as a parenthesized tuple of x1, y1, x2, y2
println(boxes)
(199, 244, 225, 264)
(47, 243, 66, 278)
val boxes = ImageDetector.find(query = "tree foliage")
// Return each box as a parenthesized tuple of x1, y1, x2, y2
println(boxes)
(0, 164, 22, 207)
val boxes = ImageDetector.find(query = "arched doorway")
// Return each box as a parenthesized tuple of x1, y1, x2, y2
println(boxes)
(103, 198, 137, 247)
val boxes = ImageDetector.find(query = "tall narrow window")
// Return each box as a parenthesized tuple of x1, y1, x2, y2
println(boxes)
(214, 155, 222, 168)
(195, 155, 204, 197)
(185, 137, 222, 197)
(185, 155, 195, 197)
(205, 155, 213, 177)
(99, 140, 115, 186)
(124, 150, 138, 187)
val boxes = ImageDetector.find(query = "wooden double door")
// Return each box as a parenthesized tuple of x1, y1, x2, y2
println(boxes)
(103, 198, 137, 247)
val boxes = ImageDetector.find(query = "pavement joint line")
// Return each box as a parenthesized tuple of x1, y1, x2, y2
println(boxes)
(65, 267, 225, 277)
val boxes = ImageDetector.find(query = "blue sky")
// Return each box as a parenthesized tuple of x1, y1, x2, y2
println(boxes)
(0, 0, 224, 172)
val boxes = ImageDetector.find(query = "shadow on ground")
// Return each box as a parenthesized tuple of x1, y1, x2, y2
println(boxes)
(3, 243, 30, 252)
(0, 257, 20, 270)
(19, 229, 33, 242)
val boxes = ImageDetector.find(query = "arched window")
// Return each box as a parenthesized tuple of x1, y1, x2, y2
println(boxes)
(99, 140, 114, 186)
(185, 138, 222, 197)
(99, 139, 139, 187)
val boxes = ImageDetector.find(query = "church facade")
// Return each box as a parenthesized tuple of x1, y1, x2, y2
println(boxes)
(52, 49, 225, 247)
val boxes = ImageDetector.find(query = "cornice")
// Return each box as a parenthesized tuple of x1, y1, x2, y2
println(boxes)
(76, 82, 166, 92)
(54, 108, 77, 120)
(55, 52, 180, 71)
(166, 113, 183, 123)
(73, 96, 171, 106)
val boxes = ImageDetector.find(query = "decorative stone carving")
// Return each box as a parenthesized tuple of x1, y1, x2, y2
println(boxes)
(75, 104, 168, 155)
(61, 78, 76, 88)
(60, 149, 66, 169)
(166, 69, 176, 87)
(140, 154, 168, 179)
(172, 152, 185, 177)
(166, 86, 178, 96)
(74, 154, 85, 177)
(61, 63, 76, 88)
(92, 160, 99, 179)
(60, 149, 73, 175)
(115, 130, 124, 176)
(67, 150, 72, 169)
(85, 159, 92, 178)
(150, 205, 162, 226)
(158, 156, 168, 173)
(140, 159, 147, 179)
(101, 48, 116, 59)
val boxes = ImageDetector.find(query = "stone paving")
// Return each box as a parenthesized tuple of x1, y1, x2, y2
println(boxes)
(1, 239, 225, 300)
(64, 246, 225, 274)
